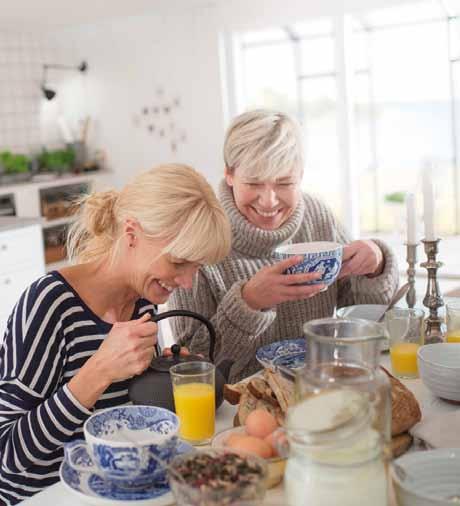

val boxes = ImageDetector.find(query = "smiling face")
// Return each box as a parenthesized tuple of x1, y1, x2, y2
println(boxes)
(225, 168, 302, 230)
(120, 222, 201, 304)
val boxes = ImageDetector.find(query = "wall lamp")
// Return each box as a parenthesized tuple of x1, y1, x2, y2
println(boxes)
(41, 61, 88, 101)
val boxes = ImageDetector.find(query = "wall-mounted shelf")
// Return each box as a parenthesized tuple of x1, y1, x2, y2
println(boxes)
(0, 171, 113, 267)
(43, 216, 77, 229)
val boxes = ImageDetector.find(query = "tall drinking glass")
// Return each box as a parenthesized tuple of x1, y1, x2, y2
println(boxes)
(446, 301, 460, 343)
(386, 308, 424, 379)
(170, 361, 215, 445)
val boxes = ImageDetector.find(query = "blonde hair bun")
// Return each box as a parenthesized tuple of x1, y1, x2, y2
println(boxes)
(82, 190, 119, 237)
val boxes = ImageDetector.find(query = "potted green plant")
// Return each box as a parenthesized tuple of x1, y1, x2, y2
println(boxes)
(37, 147, 76, 174)
(0, 151, 32, 184)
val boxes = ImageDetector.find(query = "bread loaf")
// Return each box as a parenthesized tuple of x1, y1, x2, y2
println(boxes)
(381, 367, 422, 436)
(264, 369, 294, 413)
(391, 432, 413, 458)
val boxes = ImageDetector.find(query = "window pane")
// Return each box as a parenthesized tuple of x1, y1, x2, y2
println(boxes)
(361, 1, 445, 28)
(242, 42, 297, 114)
(355, 73, 378, 231)
(444, 0, 460, 17)
(450, 18, 460, 60)
(454, 61, 460, 229)
(292, 18, 334, 37)
(354, 19, 455, 234)
(241, 28, 289, 45)
(300, 37, 335, 75)
(301, 78, 341, 217)
(353, 30, 370, 72)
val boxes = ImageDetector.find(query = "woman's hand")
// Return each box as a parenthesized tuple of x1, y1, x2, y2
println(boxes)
(242, 256, 325, 311)
(95, 312, 158, 381)
(68, 313, 157, 408)
(339, 240, 384, 279)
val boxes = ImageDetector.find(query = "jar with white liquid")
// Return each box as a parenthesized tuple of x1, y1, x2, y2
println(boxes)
(282, 388, 388, 506)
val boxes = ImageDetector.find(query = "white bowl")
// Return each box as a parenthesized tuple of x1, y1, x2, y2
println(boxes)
(418, 343, 460, 402)
(392, 449, 460, 505)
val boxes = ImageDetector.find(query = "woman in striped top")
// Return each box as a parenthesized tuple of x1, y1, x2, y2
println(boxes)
(0, 164, 231, 505)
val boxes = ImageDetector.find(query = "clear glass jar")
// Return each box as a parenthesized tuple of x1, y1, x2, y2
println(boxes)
(301, 318, 392, 453)
(283, 388, 388, 506)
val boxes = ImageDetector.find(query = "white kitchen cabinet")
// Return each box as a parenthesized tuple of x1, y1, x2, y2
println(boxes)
(0, 221, 46, 341)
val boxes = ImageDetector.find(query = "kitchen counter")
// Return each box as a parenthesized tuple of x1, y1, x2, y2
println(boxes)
(0, 216, 43, 232)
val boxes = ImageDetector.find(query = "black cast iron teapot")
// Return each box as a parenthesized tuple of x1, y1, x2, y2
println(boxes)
(128, 310, 234, 412)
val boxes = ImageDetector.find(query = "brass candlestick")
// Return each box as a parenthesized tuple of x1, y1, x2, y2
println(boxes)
(405, 243, 418, 309)
(420, 239, 444, 344)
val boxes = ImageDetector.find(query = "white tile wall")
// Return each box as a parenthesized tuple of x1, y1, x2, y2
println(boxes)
(0, 30, 74, 155)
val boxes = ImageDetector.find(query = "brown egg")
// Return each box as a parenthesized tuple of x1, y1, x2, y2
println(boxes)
(264, 432, 280, 457)
(225, 432, 247, 447)
(245, 409, 278, 439)
(226, 435, 273, 459)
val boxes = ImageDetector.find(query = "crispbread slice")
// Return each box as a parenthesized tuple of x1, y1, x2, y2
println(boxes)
(235, 391, 259, 426)
(223, 383, 247, 405)
(264, 369, 295, 413)
(247, 377, 279, 407)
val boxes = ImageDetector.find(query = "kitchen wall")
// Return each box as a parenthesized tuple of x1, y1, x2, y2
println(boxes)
(0, 30, 79, 155)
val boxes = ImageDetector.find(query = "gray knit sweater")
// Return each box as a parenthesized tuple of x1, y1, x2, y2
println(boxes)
(168, 181, 399, 382)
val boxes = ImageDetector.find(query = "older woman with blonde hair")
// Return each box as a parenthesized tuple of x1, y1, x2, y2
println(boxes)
(169, 110, 399, 382)
(0, 164, 231, 505)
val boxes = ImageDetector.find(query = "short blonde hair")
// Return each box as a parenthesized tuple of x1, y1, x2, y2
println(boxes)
(223, 109, 304, 180)
(67, 164, 231, 265)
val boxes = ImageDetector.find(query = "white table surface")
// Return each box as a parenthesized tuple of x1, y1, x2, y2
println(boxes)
(19, 354, 459, 506)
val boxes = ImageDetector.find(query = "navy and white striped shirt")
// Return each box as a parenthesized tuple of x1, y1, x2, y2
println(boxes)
(0, 271, 156, 505)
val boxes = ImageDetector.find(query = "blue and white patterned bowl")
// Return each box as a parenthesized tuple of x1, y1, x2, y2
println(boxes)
(272, 352, 306, 379)
(256, 338, 306, 369)
(274, 241, 343, 286)
(65, 406, 179, 489)
(391, 449, 460, 505)
(61, 440, 194, 505)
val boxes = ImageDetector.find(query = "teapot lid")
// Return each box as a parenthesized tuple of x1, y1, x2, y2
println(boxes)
(150, 344, 205, 373)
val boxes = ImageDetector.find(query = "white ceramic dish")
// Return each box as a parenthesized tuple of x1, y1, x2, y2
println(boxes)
(391, 449, 460, 506)
(418, 343, 460, 402)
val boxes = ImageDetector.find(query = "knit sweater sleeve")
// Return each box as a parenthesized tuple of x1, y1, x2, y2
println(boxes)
(167, 270, 276, 375)
(326, 206, 399, 307)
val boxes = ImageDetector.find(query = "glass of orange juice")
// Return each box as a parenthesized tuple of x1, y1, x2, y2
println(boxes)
(446, 301, 460, 343)
(385, 308, 424, 379)
(170, 361, 215, 445)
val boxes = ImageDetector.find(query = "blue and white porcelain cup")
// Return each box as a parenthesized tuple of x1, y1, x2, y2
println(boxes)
(274, 241, 343, 287)
(64, 405, 179, 488)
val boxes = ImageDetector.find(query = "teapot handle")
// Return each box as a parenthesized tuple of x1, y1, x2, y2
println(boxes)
(151, 310, 216, 363)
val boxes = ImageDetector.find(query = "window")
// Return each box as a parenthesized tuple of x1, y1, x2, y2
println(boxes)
(234, 1, 460, 240)
(354, 2, 460, 236)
